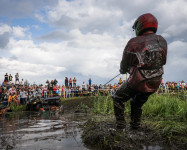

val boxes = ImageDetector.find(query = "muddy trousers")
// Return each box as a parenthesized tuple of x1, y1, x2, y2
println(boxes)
(112, 82, 153, 129)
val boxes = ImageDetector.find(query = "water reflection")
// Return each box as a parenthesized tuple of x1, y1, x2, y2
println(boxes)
(0, 112, 89, 150)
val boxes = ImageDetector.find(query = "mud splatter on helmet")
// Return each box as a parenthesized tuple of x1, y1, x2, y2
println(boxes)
(132, 13, 158, 36)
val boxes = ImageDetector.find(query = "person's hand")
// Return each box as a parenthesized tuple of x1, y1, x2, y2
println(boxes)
(119, 69, 125, 74)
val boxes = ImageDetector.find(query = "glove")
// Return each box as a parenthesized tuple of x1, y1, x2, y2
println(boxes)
(119, 68, 125, 74)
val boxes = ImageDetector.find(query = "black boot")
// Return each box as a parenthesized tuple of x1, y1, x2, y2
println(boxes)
(130, 108, 142, 130)
(116, 117, 126, 129)
(130, 101, 142, 130)
(113, 100, 126, 129)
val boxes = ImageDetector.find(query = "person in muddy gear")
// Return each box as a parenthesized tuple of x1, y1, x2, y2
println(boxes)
(112, 13, 167, 130)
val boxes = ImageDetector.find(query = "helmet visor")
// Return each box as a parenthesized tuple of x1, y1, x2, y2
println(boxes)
(132, 20, 138, 30)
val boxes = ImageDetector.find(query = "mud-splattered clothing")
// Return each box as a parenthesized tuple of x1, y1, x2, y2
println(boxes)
(120, 33, 167, 92)
(113, 33, 167, 129)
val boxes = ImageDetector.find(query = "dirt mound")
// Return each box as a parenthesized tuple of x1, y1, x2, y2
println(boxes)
(62, 97, 94, 114)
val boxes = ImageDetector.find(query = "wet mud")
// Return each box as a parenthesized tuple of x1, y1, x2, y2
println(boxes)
(0, 111, 90, 150)
(0, 97, 94, 150)
(81, 118, 166, 150)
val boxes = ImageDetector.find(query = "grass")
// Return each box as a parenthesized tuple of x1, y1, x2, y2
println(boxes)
(143, 94, 187, 121)
(91, 93, 187, 121)
(10, 104, 26, 112)
(61, 96, 94, 101)
(92, 95, 114, 114)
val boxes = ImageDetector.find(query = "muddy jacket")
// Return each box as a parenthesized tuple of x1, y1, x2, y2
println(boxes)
(120, 33, 167, 92)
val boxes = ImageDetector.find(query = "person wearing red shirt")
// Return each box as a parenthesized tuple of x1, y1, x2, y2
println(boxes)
(69, 78, 72, 88)
(53, 85, 57, 96)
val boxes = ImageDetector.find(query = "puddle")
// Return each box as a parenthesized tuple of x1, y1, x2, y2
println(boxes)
(0, 112, 89, 150)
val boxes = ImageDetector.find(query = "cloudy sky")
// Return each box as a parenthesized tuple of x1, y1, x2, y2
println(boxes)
(0, 0, 187, 86)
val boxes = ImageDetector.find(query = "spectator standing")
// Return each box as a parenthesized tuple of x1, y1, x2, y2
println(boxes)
(49, 84, 53, 97)
(20, 79, 24, 86)
(20, 89, 27, 104)
(51, 80, 54, 87)
(165, 83, 169, 93)
(88, 78, 92, 86)
(99, 84, 103, 89)
(73, 77, 77, 87)
(94, 84, 98, 93)
(118, 78, 122, 85)
(46, 80, 49, 89)
(43, 85, 48, 98)
(54, 79, 58, 85)
(38, 86, 42, 98)
(181, 81, 185, 91)
(8, 93, 12, 106)
(58, 85, 61, 96)
(65, 86, 69, 98)
(68, 87, 71, 98)
(4, 73, 9, 83)
(9, 74, 13, 83)
(82, 82, 86, 92)
(62, 85, 65, 98)
(53, 85, 57, 96)
(65, 77, 68, 88)
(15, 73, 19, 83)
(69, 78, 72, 88)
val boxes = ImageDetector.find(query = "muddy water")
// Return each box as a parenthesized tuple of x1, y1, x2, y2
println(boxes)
(0, 112, 89, 150)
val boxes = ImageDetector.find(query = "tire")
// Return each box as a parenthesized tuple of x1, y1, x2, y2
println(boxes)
(36, 104, 42, 111)
(26, 104, 32, 111)
(26, 104, 30, 111)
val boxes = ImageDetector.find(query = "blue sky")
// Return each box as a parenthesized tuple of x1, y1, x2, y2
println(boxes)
(0, 0, 187, 86)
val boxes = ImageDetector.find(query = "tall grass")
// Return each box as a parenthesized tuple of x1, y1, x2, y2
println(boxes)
(92, 94, 187, 122)
(93, 95, 114, 114)
(143, 94, 187, 121)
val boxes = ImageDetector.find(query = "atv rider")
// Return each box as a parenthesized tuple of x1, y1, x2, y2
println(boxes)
(112, 13, 167, 129)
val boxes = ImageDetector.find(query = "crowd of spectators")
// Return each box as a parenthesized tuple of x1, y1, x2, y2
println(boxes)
(0, 73, 186, 107)
(0, 73, 122, 107)
(158, 80, 187, 93)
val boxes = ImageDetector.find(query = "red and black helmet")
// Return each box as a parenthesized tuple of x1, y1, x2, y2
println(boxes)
(132, 13, 158, 36)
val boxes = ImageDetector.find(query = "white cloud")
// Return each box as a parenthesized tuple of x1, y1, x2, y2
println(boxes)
(34, 13, 45, 23)
(12, 26, 28, 38)
(0, 57, 66, 84)
(7, 29, 127, 81)
(164, 40, 187, 81)
(0, 24, 30, 49)
(0, 24, 12, 34)
(46, 0, 124, 34)
(155, 0, 187, 40)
